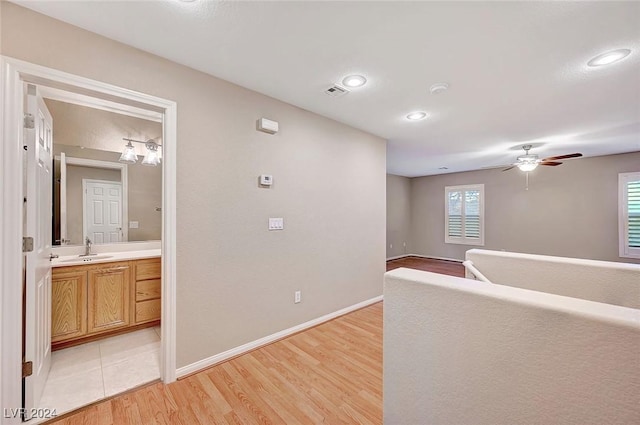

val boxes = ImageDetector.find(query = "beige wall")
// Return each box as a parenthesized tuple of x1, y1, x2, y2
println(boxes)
(1, 3, 386, 368)
(410, 151, 640, 264)
(386, 174, 411, 258)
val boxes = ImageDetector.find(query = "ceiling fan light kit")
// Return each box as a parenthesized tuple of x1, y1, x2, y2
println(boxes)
(502, 145, 583, 173)
(517, 162, 538, 172)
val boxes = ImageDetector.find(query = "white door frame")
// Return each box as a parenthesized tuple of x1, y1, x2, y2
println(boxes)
(60, 156, 130, 243)
(0, 56, 177, 425)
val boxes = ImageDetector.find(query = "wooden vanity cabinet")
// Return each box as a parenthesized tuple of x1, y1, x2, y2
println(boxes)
(51, 257, 160, 350)
(87, 262, 131, 334)
(51, 269, 87, 343)
(133, 258, 162, 324)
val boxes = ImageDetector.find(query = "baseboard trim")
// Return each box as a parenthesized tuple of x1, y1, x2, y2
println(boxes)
(176, 295, 384, 379)
(386, 253, 463, 263)
(386, 254, 411, 261)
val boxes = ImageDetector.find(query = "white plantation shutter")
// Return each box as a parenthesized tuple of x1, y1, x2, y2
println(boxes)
(447, 190, 463, 238)
(619, 173, 640, 258)
(464, 190, 481, 239)
(446, 185, 484, 245)
(629, 180, 640, 248)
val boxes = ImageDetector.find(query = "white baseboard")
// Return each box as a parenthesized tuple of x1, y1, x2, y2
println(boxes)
(175, 295, 383, 379)
(386, 253, 463, 263)
(386, 254, 411, 261)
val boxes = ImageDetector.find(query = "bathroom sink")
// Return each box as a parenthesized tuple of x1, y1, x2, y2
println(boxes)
(60, 255, 114, 263)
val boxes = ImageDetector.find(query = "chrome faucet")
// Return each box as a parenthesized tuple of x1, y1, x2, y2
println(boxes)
(83, 237, 93, 256)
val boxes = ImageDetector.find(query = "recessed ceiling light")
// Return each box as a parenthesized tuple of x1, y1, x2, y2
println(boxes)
(430, 83, 449, 94)
(406, 111, 427, 121)
(342, 75, 367, 88)
(587, 49, 631, 67)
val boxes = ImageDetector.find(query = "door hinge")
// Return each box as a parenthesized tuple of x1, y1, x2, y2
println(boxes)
(22, 237, 34, 253)
(23, 113, 35, 129)
(22, 361, 33, 378)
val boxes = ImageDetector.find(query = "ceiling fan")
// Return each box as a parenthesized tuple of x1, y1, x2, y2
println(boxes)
(503, 145, 583, 172)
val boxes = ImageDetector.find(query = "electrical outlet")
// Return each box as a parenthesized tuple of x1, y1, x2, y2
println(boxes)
(390, 243, 393, 249)
(294, 290, 301, 304)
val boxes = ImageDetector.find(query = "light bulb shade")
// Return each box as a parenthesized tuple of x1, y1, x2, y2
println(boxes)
(517, 162, 538, 172)
(142, 141, 161, 166)
(119, 142, 137, 164)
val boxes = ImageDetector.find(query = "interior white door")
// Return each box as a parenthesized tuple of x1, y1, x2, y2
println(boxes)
(83, 180, 123, 244)
(23, 84, 53, 419)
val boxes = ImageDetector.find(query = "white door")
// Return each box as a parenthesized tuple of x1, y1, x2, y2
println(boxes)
(23, 84, 53, 419)
(83, 179, 123, 244)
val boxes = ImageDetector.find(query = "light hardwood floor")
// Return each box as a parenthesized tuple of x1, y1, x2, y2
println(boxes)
(386, 256, 465, 277)
(47, 303, 383, 425)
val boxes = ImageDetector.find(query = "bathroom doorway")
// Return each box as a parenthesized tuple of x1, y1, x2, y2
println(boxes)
(39, 87, 163, 418)
(0, 57, 177, 423)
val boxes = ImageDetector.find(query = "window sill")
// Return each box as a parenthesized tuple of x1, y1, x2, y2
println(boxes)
(445, 239, 485, 246)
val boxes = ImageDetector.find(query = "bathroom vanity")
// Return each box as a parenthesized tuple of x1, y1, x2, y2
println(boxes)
(51, 252, 161, 350)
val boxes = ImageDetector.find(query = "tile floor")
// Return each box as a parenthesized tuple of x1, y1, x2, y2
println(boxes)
(39, 326, 160, 417)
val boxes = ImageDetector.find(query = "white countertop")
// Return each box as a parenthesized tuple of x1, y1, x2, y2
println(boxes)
(51, 249, 161, 268)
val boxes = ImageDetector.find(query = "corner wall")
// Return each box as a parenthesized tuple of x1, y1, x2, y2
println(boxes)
(410, 151, 640, 263)
(386, 174, 411, 258)
(1, 2, 386, 368)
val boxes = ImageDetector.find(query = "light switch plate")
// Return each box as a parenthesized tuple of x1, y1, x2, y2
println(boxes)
(129, 221, 139, 229)
(268, 217, 284, 230)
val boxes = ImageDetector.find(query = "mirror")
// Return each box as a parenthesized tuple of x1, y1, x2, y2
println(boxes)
(46, 97, 162, 246)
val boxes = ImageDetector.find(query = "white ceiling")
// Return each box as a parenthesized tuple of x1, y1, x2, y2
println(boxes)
(15, 0, 640, 177)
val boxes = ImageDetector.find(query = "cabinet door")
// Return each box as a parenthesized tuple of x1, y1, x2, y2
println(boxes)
(87, 264, 130, 334)
(51, 270, 87, 343)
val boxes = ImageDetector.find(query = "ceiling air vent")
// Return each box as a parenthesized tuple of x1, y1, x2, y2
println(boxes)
(324, 84, 349, 97)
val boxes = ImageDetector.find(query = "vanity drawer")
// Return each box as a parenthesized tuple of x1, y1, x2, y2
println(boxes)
(136, 279, 161, 301)
(135, 259, 161, 281)
(136, 299, 161, 323)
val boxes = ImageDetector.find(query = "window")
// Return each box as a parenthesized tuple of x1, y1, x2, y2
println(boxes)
(619, 172, 640, 259)
(445, 184, 484, 245)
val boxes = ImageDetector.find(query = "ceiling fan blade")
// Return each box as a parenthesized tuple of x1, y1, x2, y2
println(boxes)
(541, 153, 582, 161)
(502, 166, 516, 172)
(481, 164, 512, 170)
(540, 161, 563, 166)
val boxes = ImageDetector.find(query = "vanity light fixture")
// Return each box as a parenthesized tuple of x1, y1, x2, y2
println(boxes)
(119, 138, 162, 166)
(342, 75, 367, 88)
(587, 49, 631, 67)
(406, 111, 427, 121)
(142, 141, 161, 166)
(119, 141, 137, 164)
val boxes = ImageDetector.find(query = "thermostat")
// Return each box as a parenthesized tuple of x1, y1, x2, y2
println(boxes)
(260, 175, 273, 186)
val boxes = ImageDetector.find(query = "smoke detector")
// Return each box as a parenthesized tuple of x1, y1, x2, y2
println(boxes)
(324, 84, 349, 97)
(430, 82, 449, 94)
